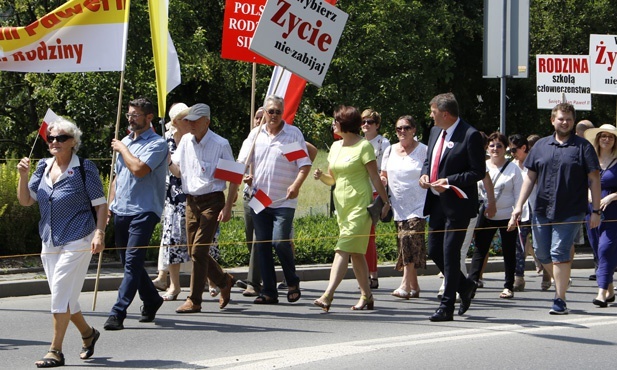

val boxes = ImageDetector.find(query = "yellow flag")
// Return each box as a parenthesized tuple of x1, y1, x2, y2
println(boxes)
(149, 0, 181, 117)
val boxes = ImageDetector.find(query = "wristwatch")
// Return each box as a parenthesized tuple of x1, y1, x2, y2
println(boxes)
(592, 209, 602, 215)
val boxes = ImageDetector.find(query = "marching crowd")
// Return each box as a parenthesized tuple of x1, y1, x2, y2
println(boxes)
(16, 93, 616, 367)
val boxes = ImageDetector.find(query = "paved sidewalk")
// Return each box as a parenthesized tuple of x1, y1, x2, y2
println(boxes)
(0, 253, 596, 299)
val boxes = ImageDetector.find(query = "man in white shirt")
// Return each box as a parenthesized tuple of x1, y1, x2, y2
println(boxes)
(237, 95, 312, 304)
(169, 103, 239, 313)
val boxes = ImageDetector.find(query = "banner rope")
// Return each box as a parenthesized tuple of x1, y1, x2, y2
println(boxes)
(0, 218, 602, 260)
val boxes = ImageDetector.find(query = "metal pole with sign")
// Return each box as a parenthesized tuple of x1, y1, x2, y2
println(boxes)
(483, 0, 529, 135)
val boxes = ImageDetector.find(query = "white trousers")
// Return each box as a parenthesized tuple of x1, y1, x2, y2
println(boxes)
(41, 231, 94, 313)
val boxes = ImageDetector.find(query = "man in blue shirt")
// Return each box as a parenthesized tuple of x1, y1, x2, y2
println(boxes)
(104, 97, 168, 330)
(509, 103, 601, 315)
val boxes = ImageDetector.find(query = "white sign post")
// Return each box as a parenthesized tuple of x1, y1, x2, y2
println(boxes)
(249, 0, 348, 87)
(589, 34, 617, 95)
(536, 54, 591, 110)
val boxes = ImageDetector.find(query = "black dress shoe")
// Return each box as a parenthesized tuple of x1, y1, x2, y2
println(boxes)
(103, 315, 124, 331)
(430, 308, 453, 322)
(139, 298, 164, 323)
(592, 298, 608, 308)
(458, 281, 477, 316)
(607, 294, 615, 303)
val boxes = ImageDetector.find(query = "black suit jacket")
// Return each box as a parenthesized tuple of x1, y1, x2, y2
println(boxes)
(422, 119, 486, 220)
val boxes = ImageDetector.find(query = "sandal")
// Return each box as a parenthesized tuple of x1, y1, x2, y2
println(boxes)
(152, 278, 168, 292)
(36, 349, 65, 368)
(253, 295, 279, 304)
(242, 285, 260, 297)
(287, 285, 301, 303)
(351, 294, 374, 310)
(80, 327, 100, 360)
(314, 293, 334, 312)
(162, 291, 180, 301)
(499, 288, 514, 299)
(391, 288, 411, 300)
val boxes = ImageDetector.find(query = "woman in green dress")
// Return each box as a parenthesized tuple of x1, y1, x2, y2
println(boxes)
(313, 106, 390, 312)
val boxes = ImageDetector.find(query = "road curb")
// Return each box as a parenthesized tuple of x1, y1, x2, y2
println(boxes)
(0, 254, 595, 299)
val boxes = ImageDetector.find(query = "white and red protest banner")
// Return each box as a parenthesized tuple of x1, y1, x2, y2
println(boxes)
(280, 141, 307, 161)
(249, 0, 348, 87)
(0, 0, 129, 72)
(214, 158, 245, 184)
(248, 188, 272, 214)
(221, 0, 273, 65)
(536, 55, 591, 110)
(39, 109, 61, 141)
(589, 34, 617, 95)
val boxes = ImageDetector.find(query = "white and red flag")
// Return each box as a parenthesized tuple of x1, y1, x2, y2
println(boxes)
(39, 109, 60, 142)
(443, 185, 468, 199)
(248, 189, 272, 214)
(280, 142, 308, 162)
(213, 158, 245, 184)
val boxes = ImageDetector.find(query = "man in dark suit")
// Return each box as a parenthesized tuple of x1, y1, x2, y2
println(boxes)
(419, 93, 486, 321)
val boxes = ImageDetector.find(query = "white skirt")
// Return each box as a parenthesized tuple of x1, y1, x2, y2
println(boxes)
(41, 231, 94, 313)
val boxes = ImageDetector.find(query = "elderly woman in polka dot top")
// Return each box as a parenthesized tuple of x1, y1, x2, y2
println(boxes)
(17, 117, 108, 368)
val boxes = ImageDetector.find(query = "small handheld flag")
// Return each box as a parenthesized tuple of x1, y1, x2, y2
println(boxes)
(214, 159, 245, 184)
(248, 189, 273, 214)
(280, 142, 308, 162)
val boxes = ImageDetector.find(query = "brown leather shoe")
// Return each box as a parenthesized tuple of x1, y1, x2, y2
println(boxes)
(176, 298, 201, 313)
(219, 274, 234, 309)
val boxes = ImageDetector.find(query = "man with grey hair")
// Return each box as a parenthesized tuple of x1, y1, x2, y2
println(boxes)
(237, 95, 312, 304)
(169, 103, 239, 313)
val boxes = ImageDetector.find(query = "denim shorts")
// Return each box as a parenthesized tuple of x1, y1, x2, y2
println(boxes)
(532, 213, 585, 264)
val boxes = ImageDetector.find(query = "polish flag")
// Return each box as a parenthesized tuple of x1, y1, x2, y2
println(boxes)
(265, 0, 337, 125)
(443, 185, 468, 199)
(213, 158, 245, 184)
(39, 109, 60, 142)
(248, 189, 272, 214)
(280, 142, 308, 162)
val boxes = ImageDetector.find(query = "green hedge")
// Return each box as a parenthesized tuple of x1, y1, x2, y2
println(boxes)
(216, 215, 399, 268)
(0, 160, 474, 267)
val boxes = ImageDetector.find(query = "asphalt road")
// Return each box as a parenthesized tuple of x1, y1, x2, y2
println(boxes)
(1, 268, 616, 369)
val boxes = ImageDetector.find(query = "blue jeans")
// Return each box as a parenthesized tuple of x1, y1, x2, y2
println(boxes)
(110, 212, 162, 319)
(533, 213, 584, 265)
(251, 207, 299, 299)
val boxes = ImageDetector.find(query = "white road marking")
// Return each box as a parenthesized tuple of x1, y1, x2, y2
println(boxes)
(156, 316, 617, 369)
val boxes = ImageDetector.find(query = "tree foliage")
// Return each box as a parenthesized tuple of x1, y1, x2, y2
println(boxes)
(1, 0, 617, 166)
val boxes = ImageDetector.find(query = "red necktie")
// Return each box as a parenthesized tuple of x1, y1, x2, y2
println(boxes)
(430, 130, 447, 182)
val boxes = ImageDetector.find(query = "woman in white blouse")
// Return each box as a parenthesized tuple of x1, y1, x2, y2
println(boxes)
(468, 132, 522, 299)
(380, 115, 427, 299)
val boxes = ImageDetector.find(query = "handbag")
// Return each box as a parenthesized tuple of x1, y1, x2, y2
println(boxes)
(367, 187, 393, 224)
(476, 159, 511, 228)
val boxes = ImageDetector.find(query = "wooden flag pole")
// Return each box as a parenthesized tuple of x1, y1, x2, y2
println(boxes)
(28, 135, 40, 159)
(250, 62, 256, 132)
(92, 69, 126, 311)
